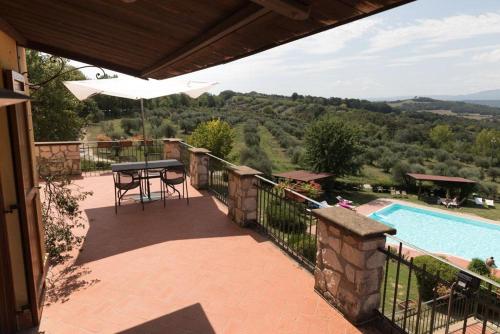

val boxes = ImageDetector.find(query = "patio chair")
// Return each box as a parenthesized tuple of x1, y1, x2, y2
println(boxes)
(113, 170, 144, 214)
(474, 197, 484, 206)
(160, 165, 189, 206)
(485, 199, 495, 208)
(401, 190, 408, 198)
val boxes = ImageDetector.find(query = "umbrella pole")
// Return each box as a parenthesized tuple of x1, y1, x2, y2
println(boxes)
(140, 98, 151, 199)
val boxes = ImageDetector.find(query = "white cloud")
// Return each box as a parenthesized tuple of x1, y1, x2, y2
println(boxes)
(369, 12, 500, 52)
(294, 19, 379, 55)
(473, 49, 500, 63)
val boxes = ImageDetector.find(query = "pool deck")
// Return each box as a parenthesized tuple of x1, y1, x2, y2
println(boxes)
(357, 199, 499, 278)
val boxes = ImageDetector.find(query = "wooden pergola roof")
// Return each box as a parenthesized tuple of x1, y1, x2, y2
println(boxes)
(0, 0, 412, 79)
(407, 173, 476, 184)
(274, 170, 333, 182)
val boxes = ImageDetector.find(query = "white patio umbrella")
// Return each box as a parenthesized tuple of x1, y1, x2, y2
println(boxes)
(63, 77, 218, 162)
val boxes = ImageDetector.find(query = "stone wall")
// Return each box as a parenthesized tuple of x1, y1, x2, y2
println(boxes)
(188, 147, 210, 189)
(227, 166, 261, 226)
(34, 142, 81, 176)
(163, 138, 182, 160)
(313, 206, 396, 325)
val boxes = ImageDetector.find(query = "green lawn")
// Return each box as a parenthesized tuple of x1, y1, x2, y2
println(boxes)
(381, 259, 420, 317)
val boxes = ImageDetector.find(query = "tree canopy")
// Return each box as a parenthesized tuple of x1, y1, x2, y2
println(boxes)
(28, 51, 87, 141)
(188, 119, 234, 159)
(304, 116, 362, 176)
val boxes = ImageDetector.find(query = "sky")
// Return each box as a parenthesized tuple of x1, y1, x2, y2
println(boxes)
(73, 0, 500, 99)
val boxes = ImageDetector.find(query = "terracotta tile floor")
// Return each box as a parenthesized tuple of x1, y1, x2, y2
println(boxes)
(33, 174, 373, 334)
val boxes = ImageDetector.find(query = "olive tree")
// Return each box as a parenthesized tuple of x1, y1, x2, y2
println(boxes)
(304, 116, 362, 176)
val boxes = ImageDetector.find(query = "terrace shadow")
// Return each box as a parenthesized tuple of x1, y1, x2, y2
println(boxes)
(76, 195, 266, 265)
(116, 303, 215, 334)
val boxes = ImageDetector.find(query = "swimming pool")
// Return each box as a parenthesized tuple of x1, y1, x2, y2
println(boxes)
(368, 204, 499, 260)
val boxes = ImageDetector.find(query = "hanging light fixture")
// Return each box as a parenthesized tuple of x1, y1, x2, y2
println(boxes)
(0, 88, 30, 107)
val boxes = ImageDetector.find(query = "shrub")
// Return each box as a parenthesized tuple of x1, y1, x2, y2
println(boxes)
(265, 199, 308, 233)
(288, 233, 316, 263)
(392, 161, 411, 185)
(476, 182, 498, 199)
(41, 175, 92, 264)
(458, 167, 482, 181)
(189, 119, 234, 159)
(378, 154, 397, 173)
(487, 167, 500, 182)
(413, 255, 458, 301)
(467, 258, 490, 277)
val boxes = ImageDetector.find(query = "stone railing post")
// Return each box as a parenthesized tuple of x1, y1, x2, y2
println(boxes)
(188, 147, 210, 189)
(163, 138, 182, 160)
(34, 141, 82, 176)
(312, 207, 396, 325)
(227, 166, 262, 227)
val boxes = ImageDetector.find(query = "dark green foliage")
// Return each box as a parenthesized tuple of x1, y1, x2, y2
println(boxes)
(488, 167, 500, 182)
(392, 161, 411, 185)
(476, 182, 498, 198)
(413, 255, 459, 301)
(28, 51, 87, 141)
(288, 233, 316, 263)
(467, 258, 491, 277)
(120, 118, 142, 136)
(304, 116, 363, 176)
(265, 199, 308, 233)
(378, 154, 397, 173)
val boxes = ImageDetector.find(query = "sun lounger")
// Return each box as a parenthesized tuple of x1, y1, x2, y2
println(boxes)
(395, 190, 401, 198)
(485, 199, 495, 207)
(401, 191, 408, 198)
(320, 200, 333, 208)
(336, 196, 353, 205)
(474, 197, 484, 206)
(336, 201, 356, 210)
(446, 197, 459, 208)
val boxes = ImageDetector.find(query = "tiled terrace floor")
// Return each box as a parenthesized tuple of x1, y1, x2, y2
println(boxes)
(34, 174, 372, 334)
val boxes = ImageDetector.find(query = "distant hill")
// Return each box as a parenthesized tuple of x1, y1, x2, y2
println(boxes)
(372, 89, 500, 109)
(387, 97, 500, 119)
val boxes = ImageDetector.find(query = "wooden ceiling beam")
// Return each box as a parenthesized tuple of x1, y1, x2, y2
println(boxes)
(140, 3, 271, 78)
(250, 0, 310, 20)
(25, 41, 142, 77)
(0, 16, 26, 44)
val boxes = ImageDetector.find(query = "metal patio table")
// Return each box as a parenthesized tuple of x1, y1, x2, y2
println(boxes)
(111, 159, 184, 201)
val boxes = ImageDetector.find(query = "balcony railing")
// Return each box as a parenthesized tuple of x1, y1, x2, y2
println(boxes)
(378, 235, 500, 334)
(80, 140, 164, 173)
(179, 141, 192, 176)
(207, 153, 235, 205)
(254, 175, 325, 272)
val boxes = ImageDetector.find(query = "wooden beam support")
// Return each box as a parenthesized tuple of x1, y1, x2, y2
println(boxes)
(0, 16, 27, 44)
(25, 41, 142, 78)
(141, 3, 271, 78)
(251, 0, 310, 20)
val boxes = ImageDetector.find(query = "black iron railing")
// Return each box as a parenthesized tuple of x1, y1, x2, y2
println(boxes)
(80, 140, 164, 173)
(254, 175, 325, 272)
(378, 236, 500, 334)
(179, 142, 191, 176)
(207, 153, 234, 205)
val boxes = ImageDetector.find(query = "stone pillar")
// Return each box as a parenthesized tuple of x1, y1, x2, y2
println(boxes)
(227, 166, 262, 227)
(163, 138, 182, 160)
(312, 207, 396, 325)
(34, 142, 81, 176)
(188, 147, 210, 189)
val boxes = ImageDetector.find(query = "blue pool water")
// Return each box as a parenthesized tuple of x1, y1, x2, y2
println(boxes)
(369, 204, 499, 260)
